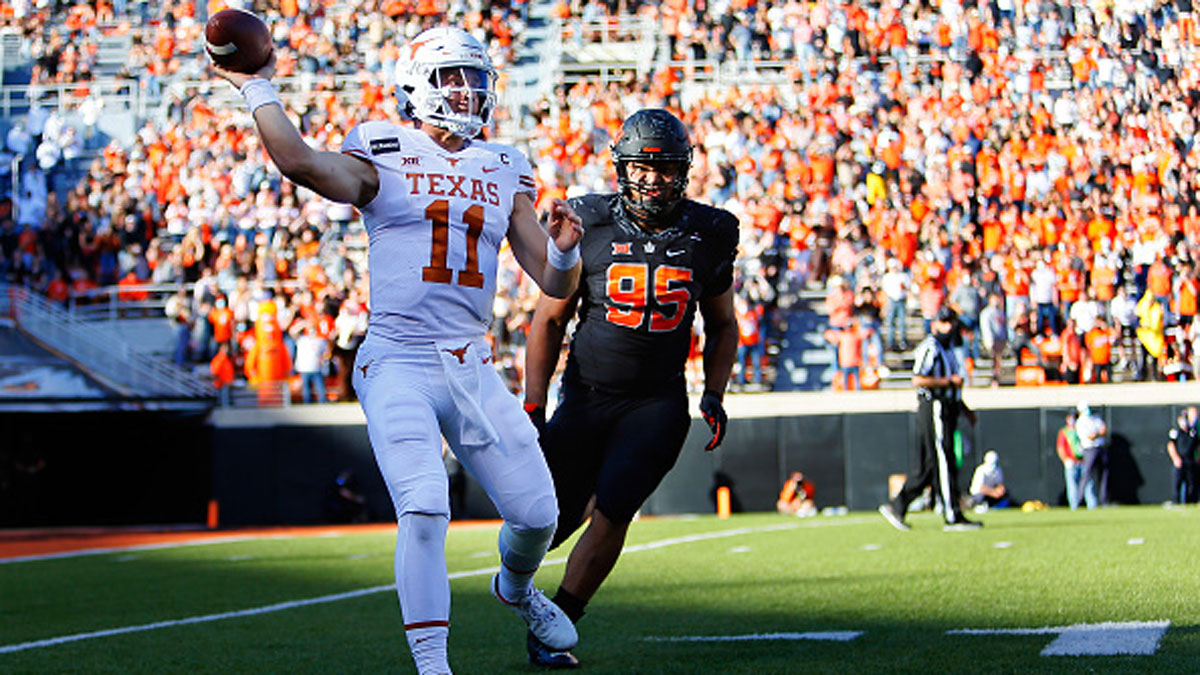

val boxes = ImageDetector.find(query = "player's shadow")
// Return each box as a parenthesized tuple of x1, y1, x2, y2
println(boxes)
(1107, 434, 1144, 505)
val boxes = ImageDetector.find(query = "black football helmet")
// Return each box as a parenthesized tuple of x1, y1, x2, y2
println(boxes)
(612, 109, 693, 223)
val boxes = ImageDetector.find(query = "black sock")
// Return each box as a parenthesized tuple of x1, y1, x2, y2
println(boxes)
(551, 587, 587, 624)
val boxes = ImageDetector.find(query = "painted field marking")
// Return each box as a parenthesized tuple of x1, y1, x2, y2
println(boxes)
(948, 620, 1170, 656)
(646, 631, 862, 643)
(1, 519, 855, 654)
(224, 555, 254, 562)
(1128, 538, 1145, 545)
(993, 541, 1013, 549)
(861, 544, 881, 551)
(729, 546, 751, 553)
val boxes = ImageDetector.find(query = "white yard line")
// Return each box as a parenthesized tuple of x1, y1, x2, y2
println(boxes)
(948, 621, 1171, 656)
(645, 631, 862, 642)
(2, 519, 861, 654)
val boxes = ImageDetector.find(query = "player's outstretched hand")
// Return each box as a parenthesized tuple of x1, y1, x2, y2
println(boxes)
(210, 49, 277, 89)
(545, 198, 584, 253)
(699, 389, 727, 452)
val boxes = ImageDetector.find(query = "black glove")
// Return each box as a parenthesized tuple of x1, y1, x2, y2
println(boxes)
(699, 389, 727, 452)
(524, 402, 547, 439)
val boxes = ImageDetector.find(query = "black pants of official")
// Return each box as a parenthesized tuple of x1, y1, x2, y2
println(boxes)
(893, 397, 965, 522)
(1173, 458, 1195, 504)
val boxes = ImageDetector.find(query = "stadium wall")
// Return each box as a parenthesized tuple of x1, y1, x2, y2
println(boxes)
(202, 382, 1199, 526)
(4, 383, 1196, 528)
(0, 410, 211, 527)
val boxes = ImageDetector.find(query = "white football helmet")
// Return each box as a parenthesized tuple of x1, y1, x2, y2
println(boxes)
(394, 27, 497, 139)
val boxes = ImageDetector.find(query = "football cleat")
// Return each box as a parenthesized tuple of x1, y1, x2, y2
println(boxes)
(491, 574, 578, 650)
(527, 631, 580, 669)
(943, 517, 983, 532)
(878, 504, 910, 531)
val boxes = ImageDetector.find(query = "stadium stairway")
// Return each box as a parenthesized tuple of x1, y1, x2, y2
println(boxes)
(0, 284, 214, 409)
(774, 286, 1012, 392)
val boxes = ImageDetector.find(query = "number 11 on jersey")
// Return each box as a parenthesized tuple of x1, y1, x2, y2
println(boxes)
(422, 199, 485, 288)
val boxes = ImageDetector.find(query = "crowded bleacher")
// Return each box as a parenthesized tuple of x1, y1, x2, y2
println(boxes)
(2, 0, 1199, 403)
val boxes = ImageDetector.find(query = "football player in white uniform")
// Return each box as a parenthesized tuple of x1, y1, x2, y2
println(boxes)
(213, 26, 583, 675)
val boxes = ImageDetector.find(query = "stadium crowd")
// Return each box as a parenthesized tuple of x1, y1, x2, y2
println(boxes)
(3, 0, 1200, 400)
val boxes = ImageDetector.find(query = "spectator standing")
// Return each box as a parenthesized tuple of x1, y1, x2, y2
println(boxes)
(879, 306, 981, 532)
(880, 256, 912, 350)
(825, 320, 870, 391)
(979, 292, 1007, 386)
(1084, 316, 1116, 384)
(734, 293, 765, 388)
(210, 341, 235, 407)
(1030, 254, 1059, 335)
(1056, 412, 1084, 509)
(1111, 285, 1138, 372)
(1166, 406, 1198, 505)
(1060, 318, 1083, 385)
(292, 321, 329, 404)
(949, 272, 982, 371)
(1075, 402, 1109, 510)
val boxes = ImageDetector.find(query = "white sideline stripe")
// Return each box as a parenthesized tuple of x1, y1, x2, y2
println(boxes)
(646, 631, 862, 642)
(0, 585, 395, 654)
(0, 520, 837, 654)
(949, 620, 1170, 656)
(0, 534, 313, 565)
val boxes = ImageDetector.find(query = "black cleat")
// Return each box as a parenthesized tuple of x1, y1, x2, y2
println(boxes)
(943, 516, 983, 531)
(527, 630, 580, 669)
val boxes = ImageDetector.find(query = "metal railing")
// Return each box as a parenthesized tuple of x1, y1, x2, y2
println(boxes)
(2, 283, 214, 398)
(65, 279, 308, 323)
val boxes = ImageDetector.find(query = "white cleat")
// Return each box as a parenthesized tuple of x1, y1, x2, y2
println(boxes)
(491, 574, 578, 651)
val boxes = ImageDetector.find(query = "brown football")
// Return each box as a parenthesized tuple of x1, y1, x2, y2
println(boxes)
(205, 8, 272, 74)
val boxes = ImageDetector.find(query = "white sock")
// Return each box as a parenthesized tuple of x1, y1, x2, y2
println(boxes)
(395, 513, 451, 668)
(407, 625, 451, 675)
(496, 521, 554, 601)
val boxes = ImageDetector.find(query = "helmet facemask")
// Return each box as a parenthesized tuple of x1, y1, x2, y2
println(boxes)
(615, 158, 690, 222)
(395, 28, 498, 139)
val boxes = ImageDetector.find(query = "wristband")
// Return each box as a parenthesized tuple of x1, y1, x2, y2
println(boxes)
(239, 78, 281, 113)
(546, 236, 580, 271)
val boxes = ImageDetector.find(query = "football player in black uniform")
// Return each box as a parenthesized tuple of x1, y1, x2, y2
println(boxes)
(521, 108, 739, 668)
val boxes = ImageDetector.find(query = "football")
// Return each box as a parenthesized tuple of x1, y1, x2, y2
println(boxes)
(205, 8, 273, 74)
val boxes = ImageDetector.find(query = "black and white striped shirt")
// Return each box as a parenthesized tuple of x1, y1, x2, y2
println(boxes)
(912, 335, 963, 402)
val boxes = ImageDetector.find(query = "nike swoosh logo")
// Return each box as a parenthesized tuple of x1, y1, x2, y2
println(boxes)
(482, 166, 499, 173)
(666, 249, 685, 256)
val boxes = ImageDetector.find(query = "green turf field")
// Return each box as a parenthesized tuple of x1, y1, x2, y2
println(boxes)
(3, 506, 1198, 673)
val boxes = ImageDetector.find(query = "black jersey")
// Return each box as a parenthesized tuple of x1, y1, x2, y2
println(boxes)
(563, 193, 739, 393)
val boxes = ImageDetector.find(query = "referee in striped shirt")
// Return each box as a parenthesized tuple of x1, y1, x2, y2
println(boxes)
(879, 306, 982, 531)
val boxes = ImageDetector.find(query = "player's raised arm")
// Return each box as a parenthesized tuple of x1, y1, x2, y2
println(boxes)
(211, 55, 379, 208)
(508, 194, 583, 299)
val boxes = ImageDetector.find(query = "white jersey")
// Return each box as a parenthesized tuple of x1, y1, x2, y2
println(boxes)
(342, 123, 537, 342)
